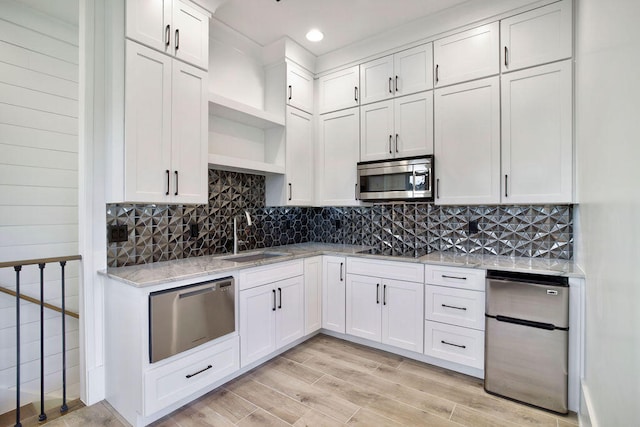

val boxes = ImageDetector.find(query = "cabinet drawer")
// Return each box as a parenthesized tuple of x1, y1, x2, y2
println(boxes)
(238, 260, 303, 290)
(425, 265, 485, 291)
(425, 285, 485, 330)
(424, 321, 484, 369)
(347, 258, 424, 283)
(144, 336, 239, 415)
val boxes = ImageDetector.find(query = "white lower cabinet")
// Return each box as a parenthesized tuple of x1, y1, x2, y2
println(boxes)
(423, 265, 486, 370)
(322, 256, 346, 333)
(304, 256, 323, 335)
(346, 258, 424, 353)
(240, 275, 304, 367)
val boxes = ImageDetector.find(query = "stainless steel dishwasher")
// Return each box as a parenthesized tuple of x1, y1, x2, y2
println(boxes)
(484, 270, 569, 414)
(149, 276, 235, 363)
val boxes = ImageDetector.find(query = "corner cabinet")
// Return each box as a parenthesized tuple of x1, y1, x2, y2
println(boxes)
(318, 65, 360, 114)
(286, 62, 314, 114)
(126, 0, 210, 70)
(122, 41, 208, 204)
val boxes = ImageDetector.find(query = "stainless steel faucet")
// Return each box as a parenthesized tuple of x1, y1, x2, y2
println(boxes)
(233, 210, 252, 255)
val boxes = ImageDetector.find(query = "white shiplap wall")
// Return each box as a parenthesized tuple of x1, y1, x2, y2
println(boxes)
(0, 0, 80, 414)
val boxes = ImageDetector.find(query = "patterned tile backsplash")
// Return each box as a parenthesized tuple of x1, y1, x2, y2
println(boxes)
(106, 169, 573, 267)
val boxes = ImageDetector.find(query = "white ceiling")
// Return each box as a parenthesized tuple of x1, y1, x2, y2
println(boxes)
(214, 0, 472, 56)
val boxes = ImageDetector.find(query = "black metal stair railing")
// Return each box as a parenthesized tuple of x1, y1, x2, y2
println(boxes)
(0, 255, 81, 427)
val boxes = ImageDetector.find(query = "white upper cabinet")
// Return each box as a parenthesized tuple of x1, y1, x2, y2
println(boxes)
(286, 62, 314, 114)
(433, 22, 499, 87)
(124, 41, 207, 204)
(285, 107, 314, 205)
(126, 0, 209, 70)
(360, 43, 433, 105)
(434, 76, 500, 205)
(318, 65, 360, 114)
(501, 60, 573, 204)
(316, 108, 361, 206)
(360, 91, 433, 162)
(501, 0, 572, 73)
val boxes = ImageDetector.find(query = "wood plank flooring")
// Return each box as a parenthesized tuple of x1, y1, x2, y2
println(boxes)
(39, 334, 580, 426)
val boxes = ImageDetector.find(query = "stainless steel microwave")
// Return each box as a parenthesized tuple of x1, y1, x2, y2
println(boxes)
(357, 156, 433, 201)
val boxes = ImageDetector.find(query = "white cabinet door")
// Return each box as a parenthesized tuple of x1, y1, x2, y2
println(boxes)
(360, 100, 394, 162)
(394, 91, 434, 157)
(318, 65, 360, 114)
(170, 59, 208, 204)
(382, 279, 424, 352)
(124, 41, 173, 203)
(275, 276, 304, 349)
(346, 275, 382, 342)
(359, 55, 394, 105)
(240, 284, 276, 367)
(126, 0, 172, 54)
(501, 60, 573, 204)
(501, 0, 572, 73)
(394, 44, 433, 96)
(285, 108, 314, 205)
(287, 62, 314, 114)
(304, 257, 322, 335)
(317, 108, 360, 206)
(172, 0, 209, 70)
(322, 256, 346, 333)
(434, 77, 500, 205)
(434, 22, 499, 87)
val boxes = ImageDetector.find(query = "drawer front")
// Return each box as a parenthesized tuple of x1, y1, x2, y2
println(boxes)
(144, 336, 239, 415)
(424, 321, 484, 369)
(238, 260, 304, 290)
(425, 265, 485, 291)
(347, 258, 424, 283)
(425, 285, 485, 330)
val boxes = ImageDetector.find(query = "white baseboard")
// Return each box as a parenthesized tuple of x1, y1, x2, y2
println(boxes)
(580, 380, 597, 427)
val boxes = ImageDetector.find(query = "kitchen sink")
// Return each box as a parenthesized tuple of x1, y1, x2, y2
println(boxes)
(221, 251, 291, 263)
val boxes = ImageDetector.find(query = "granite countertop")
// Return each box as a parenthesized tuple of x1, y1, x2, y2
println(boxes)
(102, 242, 584, 288)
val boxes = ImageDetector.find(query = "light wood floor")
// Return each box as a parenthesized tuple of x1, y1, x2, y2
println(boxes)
(40, 334, 580, 426)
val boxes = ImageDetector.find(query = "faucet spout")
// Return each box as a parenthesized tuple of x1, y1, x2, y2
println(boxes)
(233, 210, 252, 255)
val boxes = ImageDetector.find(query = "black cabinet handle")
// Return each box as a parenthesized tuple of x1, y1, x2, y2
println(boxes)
(388, 77, 392, 94)
(442, 304, 467, 311)
(436, 178, 440, 199)
(175, 29, 179, 50)
(355, 183, 358, 201)
(395, 134, 399, 152)
(441, 340, 466, 349)
(383, 284, 387, 305)
(165, 170, 170, 196)
(504, 174, 509, 197)
(388, 135, 392, 154)
(288, 183, 292, 201)
(504, 46, 509, 67)
(354, 86, 358, 102)
(340, 262, 344, 281)
(165, 25, 170, 47)
(288, 85, 292, 101)
(278, 287, 282, 309)
(442, 275, 467, 280)
(186, 364, 212, 378)
(174, 171, 179, 196)
(435, 64, 439, 83)
(376, 283, 380, 304)
(395, 75, 398, 92)
(272, 289, 276, 311)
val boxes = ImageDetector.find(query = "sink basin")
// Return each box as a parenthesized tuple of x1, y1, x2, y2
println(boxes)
(221, 251, 290, 263)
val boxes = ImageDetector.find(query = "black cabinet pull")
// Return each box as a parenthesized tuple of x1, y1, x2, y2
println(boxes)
(355, 183, 358, 201)
(376, 283, 380, 304)
(165, 170, 170, 196)
(340, 262, 344, 281)
(441, 340, 466, 349)
(278, 288, 282, 309)
(395, 134, 399, 152)
(288, 85, 292, 101)
(388, 77, 392, 93)
(388, 135, 392, 154)
(395, 75, 398, 92)
(435, 64, 439, 83)
(272, 289, 276, 311)
(174, 171, 179, 196)
(442, 275, 466, 280)
(288, 183, 292, 201)
(504, 174, 509, 197)
(504, 46, 509, 67)
(165, 25, 170, 46)
(354, 86, 358, 102)
(185, 364, 212, 379)
(436, 178, 440, 199)
(383, 284, 387, 305)
(442, 304, 467, 311)
(175, 29, 179, 50)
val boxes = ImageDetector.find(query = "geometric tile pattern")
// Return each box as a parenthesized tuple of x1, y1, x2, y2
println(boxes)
(106, 169, 573, 267)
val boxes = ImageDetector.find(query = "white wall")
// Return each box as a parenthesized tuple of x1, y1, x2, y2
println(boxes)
(575, 0, 640, 425)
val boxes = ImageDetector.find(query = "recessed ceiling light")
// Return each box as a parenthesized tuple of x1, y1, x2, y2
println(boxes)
(306, 29, 324, 42)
